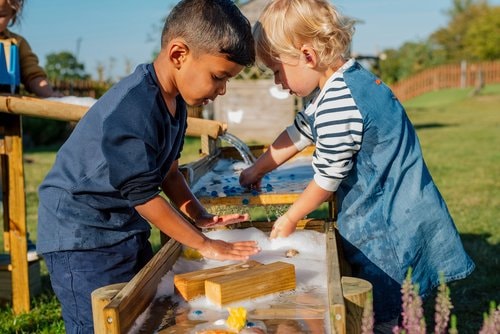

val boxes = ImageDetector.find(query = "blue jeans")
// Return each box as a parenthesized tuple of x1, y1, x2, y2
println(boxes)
(44, 233, 153, 334)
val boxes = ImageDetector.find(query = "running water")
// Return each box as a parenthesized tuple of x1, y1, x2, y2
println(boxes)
(218, 132, 257, 165)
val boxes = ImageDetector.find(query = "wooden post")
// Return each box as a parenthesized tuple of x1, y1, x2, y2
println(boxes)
(91, 283, 126, 334)
(342, 276, 372, 334)
(0, 113, 30, 314)
(327, 225, 346, 334)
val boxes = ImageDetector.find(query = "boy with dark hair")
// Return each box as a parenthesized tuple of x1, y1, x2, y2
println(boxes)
(37, 1, 259, 332)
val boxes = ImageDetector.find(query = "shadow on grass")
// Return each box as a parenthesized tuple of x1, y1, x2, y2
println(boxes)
(423, 233, 499, 333)
(413, 122, 453, 130)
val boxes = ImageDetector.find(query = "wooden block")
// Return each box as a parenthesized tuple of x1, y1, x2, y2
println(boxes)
(204, 261, 296, 306)
(174, 260, 263, 301)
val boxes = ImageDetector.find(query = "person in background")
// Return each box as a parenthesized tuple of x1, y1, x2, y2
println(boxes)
(0, 0, 61, 97)
(239, 1, 474, 333)
(37, 0, 260, 332)
(0, 0, 62, 262)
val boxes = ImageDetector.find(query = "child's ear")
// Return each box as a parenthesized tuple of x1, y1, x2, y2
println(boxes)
(169, 39, 189, 69)
(301, 45, 317, 68)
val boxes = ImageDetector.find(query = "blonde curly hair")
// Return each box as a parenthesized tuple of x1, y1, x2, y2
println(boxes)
(253, 0, 354, 67)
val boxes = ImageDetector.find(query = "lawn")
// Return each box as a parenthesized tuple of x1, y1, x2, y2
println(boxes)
(0, 85, 499, 333)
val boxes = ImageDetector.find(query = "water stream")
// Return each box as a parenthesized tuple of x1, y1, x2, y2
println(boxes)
(218, 132, 257, 165)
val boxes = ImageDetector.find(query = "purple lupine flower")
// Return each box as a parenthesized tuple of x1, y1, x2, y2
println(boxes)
(396, 268, 426, 334)
(361, 292, 374, 334)
(478, 302, 500, 334)
(434, 276, 453, 334)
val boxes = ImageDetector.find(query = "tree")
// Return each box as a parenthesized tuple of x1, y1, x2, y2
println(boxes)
(429, 1, 491, 63)
(44, 51, 90, 81)
(377, 0, 499, 83)
(463, 6, 500, 60)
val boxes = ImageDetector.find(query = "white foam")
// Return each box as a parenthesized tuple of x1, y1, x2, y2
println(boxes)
(129, 228, 329, 333)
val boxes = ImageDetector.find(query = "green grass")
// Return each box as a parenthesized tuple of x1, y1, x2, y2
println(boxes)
(1, 85, 499, 332)
(405, 84, 500, 333)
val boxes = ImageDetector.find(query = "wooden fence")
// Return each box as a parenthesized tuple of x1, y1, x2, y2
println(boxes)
(48, 60, 500, 104)
(50, 79, 112, 98)
(391, 61, 500, 102)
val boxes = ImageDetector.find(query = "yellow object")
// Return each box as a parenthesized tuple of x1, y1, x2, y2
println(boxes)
(181, 247, 204, 260)
(226, 307, 247, 332)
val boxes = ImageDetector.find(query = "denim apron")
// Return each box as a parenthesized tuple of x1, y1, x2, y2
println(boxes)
(313, 61, 475, 320)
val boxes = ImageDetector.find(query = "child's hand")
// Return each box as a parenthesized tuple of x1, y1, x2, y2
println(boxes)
(270, 214, 296, 239)
(239, 165, 262, 190)
(195, 212, 250, 229)
(198, 238, 260, 261)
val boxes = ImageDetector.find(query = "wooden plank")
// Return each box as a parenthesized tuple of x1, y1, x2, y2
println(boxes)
(185, 117, 226, 139)
(205, 261, 296, 306)
(101, 238, 182, 334)
(174, 260, 263, 301)
(200, 193, 334, 207)
(0, 95, 226, 139)
(0, 95, 87, 122)
(326, 225, 346, 334)
(2, 114, 30, 314)
(235, 219, 326, 233)
(179, 154, 219, 187)
(249, 307, 325, 320)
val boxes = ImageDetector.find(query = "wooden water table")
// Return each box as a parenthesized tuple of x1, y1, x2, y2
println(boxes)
(0, 94, 226, 314)
(92, 132, 373, 333)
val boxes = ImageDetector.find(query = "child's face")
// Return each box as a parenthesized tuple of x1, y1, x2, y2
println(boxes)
(0, 0, 14, 33)
(264, 53, 320, 98)
(176, 52, 244, 107)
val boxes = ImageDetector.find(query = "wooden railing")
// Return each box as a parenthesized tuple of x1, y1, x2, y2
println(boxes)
(391, 61, 500, 101)
(0, 95, 227, 314)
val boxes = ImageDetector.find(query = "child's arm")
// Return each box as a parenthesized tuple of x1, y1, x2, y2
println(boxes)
(27, 76, 63, 98)
(240, 130, 299, 188)
(270, 180, 332, 239)
(136, 160, 259, 261)
(135, 195, 259, 261)
(162, 160, 249, 228)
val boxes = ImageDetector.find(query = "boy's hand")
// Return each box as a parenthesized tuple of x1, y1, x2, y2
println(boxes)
(270, 214, 296, 239)
(198, 239, 260, 261)
(195, 213, 250, 229)
(239, 165, 262, 190)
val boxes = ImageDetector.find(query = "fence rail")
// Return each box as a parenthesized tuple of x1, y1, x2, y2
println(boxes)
(391, 61, 500, 101)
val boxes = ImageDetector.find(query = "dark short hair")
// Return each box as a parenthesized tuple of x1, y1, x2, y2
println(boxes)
(161, 0, 255, 67)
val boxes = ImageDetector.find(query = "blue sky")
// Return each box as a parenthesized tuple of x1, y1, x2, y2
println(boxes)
(14, 0, 500, 80)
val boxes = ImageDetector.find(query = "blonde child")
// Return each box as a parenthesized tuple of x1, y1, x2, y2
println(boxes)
(37, 0, 259, 332)
(239, 1, 474, 332)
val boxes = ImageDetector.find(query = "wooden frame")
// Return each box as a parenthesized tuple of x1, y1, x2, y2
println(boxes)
(92, 145, 371, 334)
(0, 94, 226, 314)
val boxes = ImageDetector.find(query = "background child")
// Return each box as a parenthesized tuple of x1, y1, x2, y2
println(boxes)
(37, 0, 259, 332)
(0, 0, 61, 96)
(239, 0, 475, 332)
(0, 0, 61, 262)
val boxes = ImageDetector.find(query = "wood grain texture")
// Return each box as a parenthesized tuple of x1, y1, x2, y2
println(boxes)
(205, 261, 296, 306)
(174, 260, 263, 301)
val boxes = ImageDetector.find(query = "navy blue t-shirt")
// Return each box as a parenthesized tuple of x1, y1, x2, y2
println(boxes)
(37, 63, 187, 253)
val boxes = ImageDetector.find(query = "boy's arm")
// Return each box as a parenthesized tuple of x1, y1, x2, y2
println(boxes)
(270, 180, 332, 239)
(240, 130, 299, 188)
(135, 193, 259, 261)
(161, 160, 208, 221)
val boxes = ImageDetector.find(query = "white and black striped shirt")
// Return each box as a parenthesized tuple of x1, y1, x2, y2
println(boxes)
(286, 59, 363, 192)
